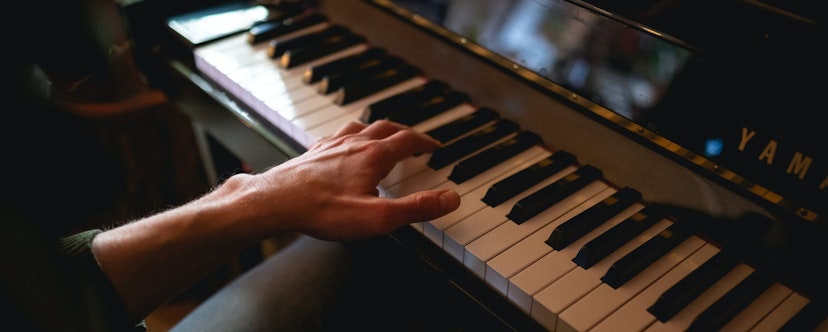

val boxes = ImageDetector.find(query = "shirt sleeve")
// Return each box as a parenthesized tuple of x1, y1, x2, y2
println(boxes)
(60, 229, 146, 331)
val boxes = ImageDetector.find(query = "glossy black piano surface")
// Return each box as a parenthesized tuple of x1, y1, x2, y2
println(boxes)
(123, 0, 827, 330)
(390, 0, 827, 226)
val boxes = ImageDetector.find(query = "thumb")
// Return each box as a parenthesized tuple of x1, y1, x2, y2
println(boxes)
(389, 189, 461, 224)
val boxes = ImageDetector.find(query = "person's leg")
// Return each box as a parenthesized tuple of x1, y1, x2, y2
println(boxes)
(170, 235, 356, 332)
(172, 233, 514, 331)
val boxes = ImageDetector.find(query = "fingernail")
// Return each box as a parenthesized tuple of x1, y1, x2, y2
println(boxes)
(439, 190, 460, 211)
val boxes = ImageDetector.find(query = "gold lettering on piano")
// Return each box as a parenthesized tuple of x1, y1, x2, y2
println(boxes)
(787, 152, 812, 180)
(738, 127, 828, 183)
(735, 125, 823, 218)
(738, 127, 756, 151)
(758, 140, 778, 165)
(739, 127, 823, 193)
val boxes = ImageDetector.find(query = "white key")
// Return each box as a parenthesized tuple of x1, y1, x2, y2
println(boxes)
(448, 146, 550, 199)
(720, 282, 792, 331)
(505, 201, 647, 314)
(252, 74, 323, 110)
(555, 235, 706, 332)
(260, 46, 371, 120)
(750, 291, 810, 331)
(303, 78, 429, 142)
(385, 131, 520, 198)
(197, 35, 271, 73)
(590, 243, 720, 332)
(442, 166, 578, 262)
(423, 149, 551, 244)
(195, 52, 298, 134)
(405, 146, 547, 234)
(230, 58, 291, 86)
(195, 34, 372, 145)
(411, 104, 478, 133)
(395, 146, 546, 234)
(532, 218, 674, 330)
(270, 86, 336, 120)
(484, 188, 618, 296)
(250, 77, 317, 108)
(379, 104, 475, 205)
(645, 263, 754, 331)
(381, 153, 432, 189)
(464, 181, 610, 278)
(380, 104, 479, 189)
(815, 318, 828, 332)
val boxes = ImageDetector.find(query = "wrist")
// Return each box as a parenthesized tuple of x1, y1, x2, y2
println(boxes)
(207, 173, 290, 242)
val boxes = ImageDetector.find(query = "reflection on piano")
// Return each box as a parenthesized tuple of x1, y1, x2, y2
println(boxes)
(125, 0, 828, 330)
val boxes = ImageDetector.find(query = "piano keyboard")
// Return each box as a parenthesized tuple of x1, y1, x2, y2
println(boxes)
(191, 10, 828, 331)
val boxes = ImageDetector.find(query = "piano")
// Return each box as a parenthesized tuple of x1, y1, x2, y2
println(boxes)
(121, 0, 827, 330)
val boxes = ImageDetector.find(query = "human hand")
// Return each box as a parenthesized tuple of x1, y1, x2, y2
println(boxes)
(234, 120, 461, 241)
(88, 120, 460, 316)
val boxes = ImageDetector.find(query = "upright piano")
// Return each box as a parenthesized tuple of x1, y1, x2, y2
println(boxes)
(122, 0, 827, 330)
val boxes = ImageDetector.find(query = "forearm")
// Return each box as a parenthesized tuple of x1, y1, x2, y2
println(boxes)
(87, 120, 460, 320)
(91, 174, 274, 319)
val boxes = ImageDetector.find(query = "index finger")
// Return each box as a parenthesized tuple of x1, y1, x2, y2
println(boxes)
(359, 120, 409, 140)
(380, 128, 441, 162)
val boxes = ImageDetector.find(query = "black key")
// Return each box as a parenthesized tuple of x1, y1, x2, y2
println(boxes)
(251, 2, 314, 26)
(268, 25, 350, 58)
(427, 119, 519, 170)
(779, 300, 828, 332)
(247, 12, 328, 44)
(361, 80, 452, 123)
(335, 64, 421, 105)
(426, 107, 499, 144)
(387, 91, 469, 126)
(506, 165, 602, 225)
(448, 131, 541, 184)
(601, 223, 691, 288)
(546, 187, 642, 250)
(687, 271, 775, 332)
(573, 204, 666, 269)
(318, 56, 405, 94)
(481, 151, 577, 207)
(648, 250, 741, 322)
(280, 33, 365, 68)
(303, 48, 387, 84)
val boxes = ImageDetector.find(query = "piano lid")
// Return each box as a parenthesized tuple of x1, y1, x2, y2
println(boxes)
(376, 0, 827, 227)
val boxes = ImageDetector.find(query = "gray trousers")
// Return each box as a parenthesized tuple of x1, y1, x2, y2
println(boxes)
(171, 235, 355, 331)
(171, 234, 514, 332)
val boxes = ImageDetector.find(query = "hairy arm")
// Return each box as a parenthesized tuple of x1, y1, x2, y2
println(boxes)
(91, 120, 461, 319)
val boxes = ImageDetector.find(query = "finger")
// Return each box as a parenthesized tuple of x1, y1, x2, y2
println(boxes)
(331, 121, 367, 138)
(309, 121, 367, 149)
(379, 189, 461, 225)
(380, 128, 442, 161)
(359, 119, 408, 140)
